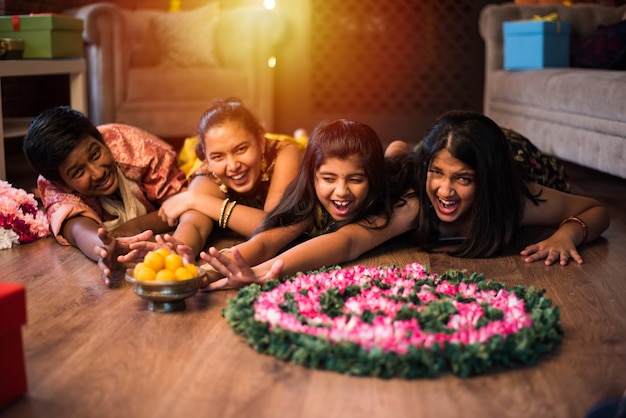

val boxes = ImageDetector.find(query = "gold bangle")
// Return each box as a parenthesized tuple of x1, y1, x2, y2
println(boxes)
(222, 200, 237, 229)
(559, 216, 588, 244)
(218, 198, 230, 228)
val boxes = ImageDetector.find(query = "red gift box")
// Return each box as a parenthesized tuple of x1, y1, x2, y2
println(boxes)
(0, 282, 27, 408)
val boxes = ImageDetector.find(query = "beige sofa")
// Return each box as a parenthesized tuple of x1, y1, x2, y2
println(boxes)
(65, 2, 285, 138)
(479, 3, 626, 179)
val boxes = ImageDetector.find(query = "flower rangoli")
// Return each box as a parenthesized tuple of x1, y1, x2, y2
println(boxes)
(223, 263, 562, 378)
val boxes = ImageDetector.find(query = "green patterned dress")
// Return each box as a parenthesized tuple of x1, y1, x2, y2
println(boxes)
(502, 128, 570, 192)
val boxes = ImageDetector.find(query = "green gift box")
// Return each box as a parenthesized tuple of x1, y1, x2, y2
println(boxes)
(0, 14, 83, 58)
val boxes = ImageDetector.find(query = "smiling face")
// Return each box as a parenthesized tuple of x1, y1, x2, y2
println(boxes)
(58, 136, 118, 196)
(426, 149, 476, 230)
(314, 155, 369, 222)
(202, 120, 264, 195)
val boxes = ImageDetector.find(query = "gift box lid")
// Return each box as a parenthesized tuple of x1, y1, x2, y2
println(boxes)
(0, 282, 26, 337)
(504, 20, 571, 36)
(0, 14, 83, 32)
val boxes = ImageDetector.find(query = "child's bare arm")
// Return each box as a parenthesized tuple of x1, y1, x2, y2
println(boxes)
(204, 194, 420, 289)
(520, 184, 610, 265)
(264, 197, 419, 278)
(62, 216, 107, 261)
(111, 211, 172, 238)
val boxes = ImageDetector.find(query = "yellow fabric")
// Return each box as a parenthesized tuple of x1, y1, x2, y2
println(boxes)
(264, 132, 308, 151)
(178, 132, 308, 178)
(178, 136, 204, 179)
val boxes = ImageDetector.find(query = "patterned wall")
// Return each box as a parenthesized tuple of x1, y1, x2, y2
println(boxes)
(307, 0, 487, 136)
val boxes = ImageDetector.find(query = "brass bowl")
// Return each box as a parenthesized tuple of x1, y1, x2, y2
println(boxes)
(125, 269, 204, 313)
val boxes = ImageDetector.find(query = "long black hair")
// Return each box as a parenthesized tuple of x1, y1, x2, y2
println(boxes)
(415, 110, 539, 257)
(255, 119, 392, 234)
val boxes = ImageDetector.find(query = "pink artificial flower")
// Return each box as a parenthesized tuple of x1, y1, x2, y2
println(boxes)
(251, 264, 533, 355)
(0, 180, 50, 249)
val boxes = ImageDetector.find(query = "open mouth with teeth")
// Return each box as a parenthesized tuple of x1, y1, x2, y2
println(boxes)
(229, 171, 249, 187)
(436, 197, 460, 215)
(332, 200, 352, 217)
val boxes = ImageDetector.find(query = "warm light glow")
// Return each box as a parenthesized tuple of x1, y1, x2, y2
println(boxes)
(268, 56, 277, 68)
(264, 0, 276, 10)
(169, 0, 181, 12)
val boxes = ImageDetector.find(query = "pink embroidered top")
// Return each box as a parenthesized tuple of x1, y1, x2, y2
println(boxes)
(38, 124, 186, 245)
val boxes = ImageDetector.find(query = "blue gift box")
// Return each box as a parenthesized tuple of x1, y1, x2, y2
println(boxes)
(503, 20, 571, 70)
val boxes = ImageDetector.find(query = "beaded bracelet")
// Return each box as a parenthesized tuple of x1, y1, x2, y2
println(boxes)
(198, 248, 233, 275)
(199, 262, 219, 275)
(222, 200, 237, 229)
(218, 198, 230, 228)
(559, 216, 588, 245)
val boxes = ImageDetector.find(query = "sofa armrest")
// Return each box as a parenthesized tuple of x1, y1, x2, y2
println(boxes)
(64, 2, 126, 126)
(65, 2, 119, 45)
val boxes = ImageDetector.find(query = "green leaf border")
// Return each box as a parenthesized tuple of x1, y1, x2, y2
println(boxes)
(222, 266, 563, 379)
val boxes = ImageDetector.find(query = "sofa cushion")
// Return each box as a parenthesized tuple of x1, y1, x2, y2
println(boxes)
(151, 3, 220, 68)
(490, 68, 626, 124)
(126, 67, 248, 101)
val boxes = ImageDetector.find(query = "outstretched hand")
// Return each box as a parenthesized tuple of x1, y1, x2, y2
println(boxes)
(158, 234, 195, 265)
(118, 233, 194, 265)
(96, 228, 154, 286)
(199, 246, 284, 291)
(520, 234, 583, 266)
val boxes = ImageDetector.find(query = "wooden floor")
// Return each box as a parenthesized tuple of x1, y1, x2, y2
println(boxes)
(1, 161, 625, 418)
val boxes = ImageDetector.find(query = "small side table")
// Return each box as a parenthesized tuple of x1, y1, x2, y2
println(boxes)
(0, 58, 87, 180)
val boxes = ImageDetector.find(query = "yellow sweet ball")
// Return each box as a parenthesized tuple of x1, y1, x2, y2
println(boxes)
(144, 251, 165, 271)
(174, 266, 194, 281)
(185, 263, 199, 277)
(155, 248, 172, 258)
(165, 253, 184, 272)
(133, 262, 156, 281)
(155, 269, 176, 282)
(136, 249, 198, 282)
